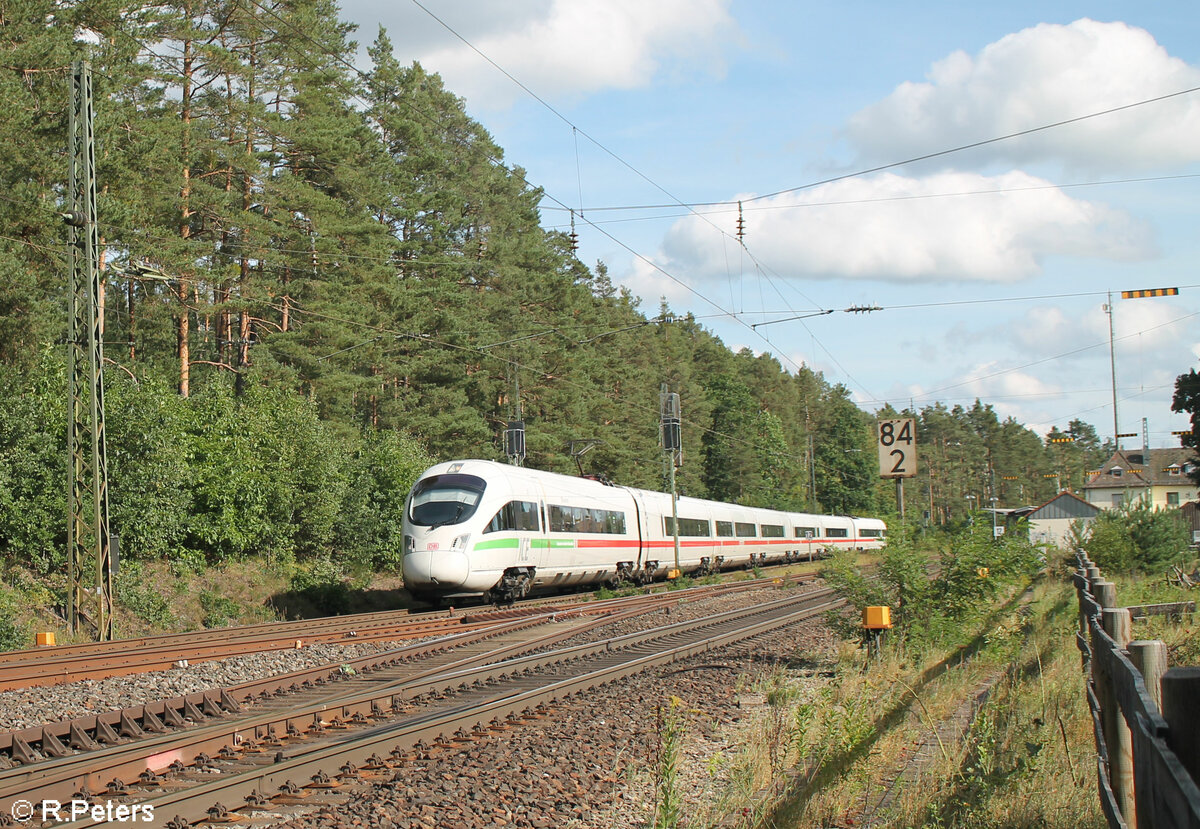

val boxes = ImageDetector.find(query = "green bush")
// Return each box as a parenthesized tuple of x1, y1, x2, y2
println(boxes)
(822, 522, 1041, 650)
(198, 590, 240, 628)
(0, 613, 26, 653)
(0, 353, 67, 575)
(335, 430, 431, 571)
(0, 360, 428, 579)
(115, 563, 176, 628)
(1086, 500, 1190, 573)
(287, 556, 351, 615)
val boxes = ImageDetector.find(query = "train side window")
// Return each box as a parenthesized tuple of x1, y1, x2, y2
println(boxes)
(548, 505, 574, 532)
(517, 501, 539, 531)
(795, 526, 817, 538)
(860, 528, 882, 538)
(606, 511, 627, 534)
(549, 504, 625, 533)
(665, 517, 711, 536)
(735, 522, 757, 537)
(484, 500, 540, 533)
(827, 527, 849, 538)
(716, 521, 734, 537)
(761, 524, 784, 538)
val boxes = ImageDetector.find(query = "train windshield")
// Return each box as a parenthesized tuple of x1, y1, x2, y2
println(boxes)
(409, 474, 486, 527)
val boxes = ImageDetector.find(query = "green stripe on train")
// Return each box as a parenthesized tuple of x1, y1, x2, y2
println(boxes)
(473, 538, 576, 551)
(533, 539, 576, 549)
(472, 538, 519, 551)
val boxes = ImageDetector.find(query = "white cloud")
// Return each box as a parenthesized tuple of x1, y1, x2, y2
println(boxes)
(620, 255, 698, 308)
(1010, 305, 1078, 353)
(652, 171, 1151, 284)
(409, 0, 736, 109)
(847, 19, 1200, 172)
(1112, 297, 1197, 355)
(960, 363, 1063, 402)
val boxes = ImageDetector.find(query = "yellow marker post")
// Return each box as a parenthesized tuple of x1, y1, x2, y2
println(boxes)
(863, 606, 892, 629)
(863, 605, 892, 660)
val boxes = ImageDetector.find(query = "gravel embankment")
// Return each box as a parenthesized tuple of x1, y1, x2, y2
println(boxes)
(4, 585, 840, 828)
(266, 587, 840, 829)
(0, 640, 409, 731)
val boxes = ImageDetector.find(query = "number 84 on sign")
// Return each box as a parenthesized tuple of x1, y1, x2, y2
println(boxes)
(878, 418, 917, 478)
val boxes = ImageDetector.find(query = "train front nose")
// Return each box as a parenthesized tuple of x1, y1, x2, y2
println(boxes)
(403, 547, 471, 589)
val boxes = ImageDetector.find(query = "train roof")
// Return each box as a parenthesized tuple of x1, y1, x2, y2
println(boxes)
(419, 460, 884, 525)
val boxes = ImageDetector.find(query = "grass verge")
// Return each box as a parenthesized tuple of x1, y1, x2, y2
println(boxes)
(682, 577, 1107, 829)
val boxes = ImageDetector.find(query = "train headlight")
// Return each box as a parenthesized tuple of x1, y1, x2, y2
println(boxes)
(452, 533, 471, 550)
(403, 534, 414, 554)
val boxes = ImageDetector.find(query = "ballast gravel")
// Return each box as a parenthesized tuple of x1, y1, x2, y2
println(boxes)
(262, 586, 841, 829)
(1, 583, 841, 828)
(0, 640, 408, 731)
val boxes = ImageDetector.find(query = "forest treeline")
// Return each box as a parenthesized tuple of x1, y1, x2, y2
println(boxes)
(0, 0, 1114, 575)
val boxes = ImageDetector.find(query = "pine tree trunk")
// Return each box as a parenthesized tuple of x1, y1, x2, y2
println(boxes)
(178, 36, 194, 397)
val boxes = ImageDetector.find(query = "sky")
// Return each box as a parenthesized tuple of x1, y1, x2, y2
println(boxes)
(334, 0, 1200, 449)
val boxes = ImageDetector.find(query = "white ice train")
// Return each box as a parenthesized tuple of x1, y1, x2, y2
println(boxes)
(401, 459, 887, 603)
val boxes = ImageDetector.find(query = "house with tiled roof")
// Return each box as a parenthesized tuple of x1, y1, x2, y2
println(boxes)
(1082, 448, 1199, 510)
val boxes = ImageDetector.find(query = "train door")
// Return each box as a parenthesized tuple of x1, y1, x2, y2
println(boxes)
(528, 480, 548, 574)
(624, 487, 650, 569)
(516, 535, 535, 566)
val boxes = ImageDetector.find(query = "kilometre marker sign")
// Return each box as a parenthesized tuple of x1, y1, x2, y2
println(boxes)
(878, 418, 917, 478)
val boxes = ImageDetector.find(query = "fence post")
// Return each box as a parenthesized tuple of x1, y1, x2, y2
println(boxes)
(1102, 607, 1135, 828)
(1128, 640, 1168, 709)
(1129, 639, 1169, 829)
(1089, 579, 1116, 808)
(1076, 557, 1091, 669)
(1161, 667, 1200, 784)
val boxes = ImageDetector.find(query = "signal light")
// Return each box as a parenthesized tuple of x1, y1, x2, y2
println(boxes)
(1049, 436, 1074, 443)
(504, 421, 526, 461)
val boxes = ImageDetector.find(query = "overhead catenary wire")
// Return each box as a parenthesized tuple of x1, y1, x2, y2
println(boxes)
(18, 9, 1197, 441)
(539, 172, 1200, 217)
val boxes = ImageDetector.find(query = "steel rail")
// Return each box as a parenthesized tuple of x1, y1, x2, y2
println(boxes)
(0, 613, 551, 767)
(0, 592, 699, 811)
(0, 585, 738, 766)
(48, 587, 839, 828)
(0, 575, 791, 690)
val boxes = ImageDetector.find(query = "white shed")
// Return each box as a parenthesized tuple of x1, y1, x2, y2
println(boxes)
(1025, 491, 1101, 549)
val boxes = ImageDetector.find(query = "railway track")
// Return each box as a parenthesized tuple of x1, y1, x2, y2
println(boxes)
(3, 581, 837, 828)
(0, 576, 793, 691)
(0, 584, 732, 769)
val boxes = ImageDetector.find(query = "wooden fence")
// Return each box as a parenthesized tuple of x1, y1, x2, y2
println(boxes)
(1073, 550, 1200, 829)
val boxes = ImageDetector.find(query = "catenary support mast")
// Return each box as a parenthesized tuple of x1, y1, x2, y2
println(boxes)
(66, 61, 114, 640)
